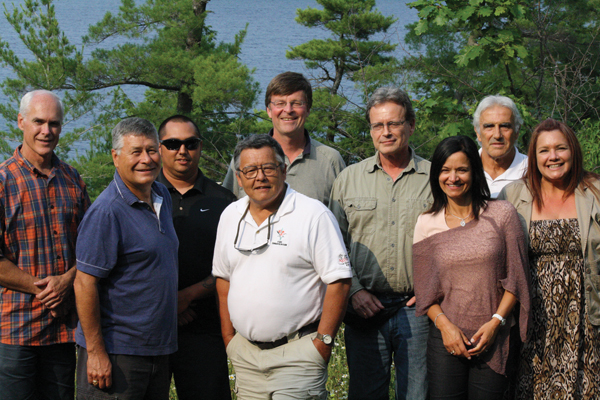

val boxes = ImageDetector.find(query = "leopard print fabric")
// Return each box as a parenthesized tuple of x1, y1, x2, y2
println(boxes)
(517, 219, 600, 399)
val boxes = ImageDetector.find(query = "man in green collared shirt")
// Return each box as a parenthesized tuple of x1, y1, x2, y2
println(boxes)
(223, 72, 345, 206)
(329, 87, 432, 400)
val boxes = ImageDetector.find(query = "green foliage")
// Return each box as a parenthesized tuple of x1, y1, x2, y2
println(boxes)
(0, 0, 103, 160)
(80, 0, 259, 180)
(578, 119, 600, 173)
(402, 0, 600, 161)
(0, 0, 259, 188)
(287, 0, 399, 163)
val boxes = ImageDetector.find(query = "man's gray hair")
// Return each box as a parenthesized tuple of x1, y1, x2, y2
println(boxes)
(473, 95, 523, 134)
(365, 87, 415, 124)
(112, 117, 158, 155)
(20, 90, 64, 121)
(233, 134, 285, 171)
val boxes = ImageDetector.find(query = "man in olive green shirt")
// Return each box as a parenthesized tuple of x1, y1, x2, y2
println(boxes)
(329, 87, 432, 400)
(223, 72, 345, 206)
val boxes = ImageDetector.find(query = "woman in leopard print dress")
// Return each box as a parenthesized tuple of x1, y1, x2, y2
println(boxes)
(499, 119, 600, 399)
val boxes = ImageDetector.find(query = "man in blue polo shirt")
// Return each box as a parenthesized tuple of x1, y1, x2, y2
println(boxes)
(73, 117, 178, 400)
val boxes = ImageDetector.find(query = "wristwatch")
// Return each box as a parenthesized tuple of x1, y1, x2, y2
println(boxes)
(316, 332, 334, 346)
(492, 313, 506, 326)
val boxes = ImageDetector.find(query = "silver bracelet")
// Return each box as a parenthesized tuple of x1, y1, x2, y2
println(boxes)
(434, 312, 445, 328)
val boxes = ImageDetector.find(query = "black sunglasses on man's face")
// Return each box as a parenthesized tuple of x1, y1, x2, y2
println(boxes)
(160, 137, 201, 151)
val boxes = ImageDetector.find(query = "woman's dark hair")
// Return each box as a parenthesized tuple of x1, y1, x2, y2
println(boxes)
(525, 118, 600, 209)
(427, 135, 491, 218)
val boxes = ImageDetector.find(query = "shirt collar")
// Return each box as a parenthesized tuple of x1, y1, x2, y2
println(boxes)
(14, 145, 59, 177)
(367, 147, 422, 174)
(268, 128, 312, 156)
(234, 184, 295, 226)
(113, 170, 161, 206)
(479, 147, 527, 180)
(157, 168, 205, 194)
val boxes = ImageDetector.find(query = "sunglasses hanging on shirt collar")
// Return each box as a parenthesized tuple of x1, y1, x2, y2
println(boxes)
(233, 203, 274, 252)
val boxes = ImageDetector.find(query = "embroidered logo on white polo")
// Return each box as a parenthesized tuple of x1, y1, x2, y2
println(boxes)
(272, 229, 288, 246)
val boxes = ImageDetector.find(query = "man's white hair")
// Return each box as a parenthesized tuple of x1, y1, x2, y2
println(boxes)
(19, 90, 64, 121)
(473, 95, 522, 134)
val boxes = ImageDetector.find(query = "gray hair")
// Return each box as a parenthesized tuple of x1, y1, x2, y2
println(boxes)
(20, 90, 64, 121)
(112, 117, 158, 155)
(473, 95, 523, 134)
(365, 87, 415, 124)
(233, 134, 285, 172)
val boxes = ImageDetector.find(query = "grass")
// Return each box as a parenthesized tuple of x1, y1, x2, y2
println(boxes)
(168, 325, 396, 400)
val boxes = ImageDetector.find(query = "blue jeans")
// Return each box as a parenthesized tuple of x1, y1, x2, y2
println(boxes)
(0, 342, 76, 400)
(345, 299, 429, 400)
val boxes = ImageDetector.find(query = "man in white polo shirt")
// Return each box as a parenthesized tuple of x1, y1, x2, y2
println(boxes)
(473, 95, 528, 198)
(213, 134, 351, 399)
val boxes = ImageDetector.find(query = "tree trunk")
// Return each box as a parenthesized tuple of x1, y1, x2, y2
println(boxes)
(177, 0, 210, 113)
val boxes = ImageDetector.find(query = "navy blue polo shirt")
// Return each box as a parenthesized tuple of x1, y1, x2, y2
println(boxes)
(75, 171, 179, 356)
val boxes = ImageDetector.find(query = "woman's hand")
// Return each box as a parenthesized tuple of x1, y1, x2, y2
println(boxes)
(468, 318, 501, 356)
(437, 316, 473, 359)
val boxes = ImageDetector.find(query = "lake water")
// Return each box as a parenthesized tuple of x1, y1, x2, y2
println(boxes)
(0, 0, 418, 148)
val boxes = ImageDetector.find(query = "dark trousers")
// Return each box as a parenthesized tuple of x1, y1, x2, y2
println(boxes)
(170, 330, 231, 400)
(428, 327, 507, 400)
(76, 346, 170, 400)
(0, 342, 75, 400)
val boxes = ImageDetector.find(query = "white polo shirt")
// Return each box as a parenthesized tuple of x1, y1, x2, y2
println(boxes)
(212, 186, 352, 342)
(480, 148, 528, 198)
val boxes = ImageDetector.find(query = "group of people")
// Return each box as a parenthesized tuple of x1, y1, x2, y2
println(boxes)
(0, 70, 598, 400)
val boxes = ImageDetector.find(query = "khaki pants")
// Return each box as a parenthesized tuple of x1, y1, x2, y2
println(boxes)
(227, 332, 328, 400)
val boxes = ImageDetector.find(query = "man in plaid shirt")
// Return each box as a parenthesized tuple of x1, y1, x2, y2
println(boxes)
(0, 90, 90, 400)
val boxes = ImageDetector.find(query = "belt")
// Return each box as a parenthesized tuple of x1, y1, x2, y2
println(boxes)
(249, 320, 320, 350)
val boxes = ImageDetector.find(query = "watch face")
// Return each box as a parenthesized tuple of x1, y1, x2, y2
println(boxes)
(322, 334, 333, 345)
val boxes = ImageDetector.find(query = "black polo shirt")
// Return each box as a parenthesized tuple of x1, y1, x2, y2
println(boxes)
(157, 169, 236, 334)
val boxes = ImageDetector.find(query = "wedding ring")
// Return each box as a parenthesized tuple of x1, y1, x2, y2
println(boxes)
(92, 380, 99, 387)
(450, 350, 455, 355)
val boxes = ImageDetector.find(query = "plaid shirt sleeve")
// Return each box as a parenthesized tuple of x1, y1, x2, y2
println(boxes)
(0, 148, 90, 346)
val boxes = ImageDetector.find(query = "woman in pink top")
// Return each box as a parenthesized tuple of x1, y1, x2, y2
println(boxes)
(413, 135, 530, 400)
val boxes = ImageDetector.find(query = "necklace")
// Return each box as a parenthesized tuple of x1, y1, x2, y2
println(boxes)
(446, 209, 472, 227)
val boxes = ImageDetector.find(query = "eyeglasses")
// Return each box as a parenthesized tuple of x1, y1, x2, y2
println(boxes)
(369, 120, 407, 133)
(269, 101, 306, 110)
(160, 137, 201, 151)
(237, 163, 282, 179)
(234, 203, 274, 251)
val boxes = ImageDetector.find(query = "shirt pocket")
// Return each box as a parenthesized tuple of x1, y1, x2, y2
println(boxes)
(344, 197, 377, 235)
(404, 198, 432, 238)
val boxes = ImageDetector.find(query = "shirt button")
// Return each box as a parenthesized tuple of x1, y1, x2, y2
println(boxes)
(49, 205, 54, 209)
(391, 243, 395, 248)
(392, 198, 396, 202)
(179, 207, 183, 210)
(586, 285, 592, 292)
(390, 267, 395, 271)
(391, 221, 395, 225)
(53, 230, 57, 235)
(586, 268, 592, 274)
(56, 255, 61, 260)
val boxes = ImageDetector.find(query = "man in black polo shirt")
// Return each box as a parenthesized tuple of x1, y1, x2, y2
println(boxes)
(157, 115, 235, 400)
